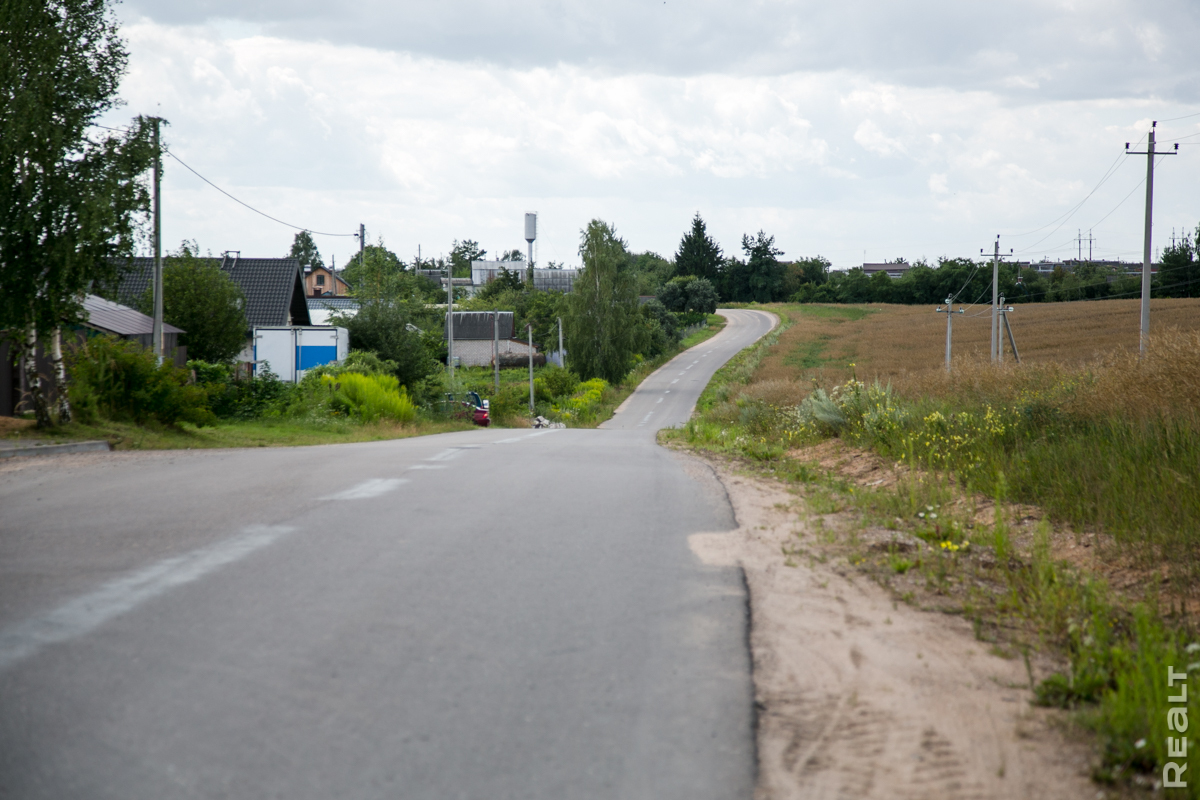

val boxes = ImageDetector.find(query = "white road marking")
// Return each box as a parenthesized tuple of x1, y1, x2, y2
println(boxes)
(324, 478, 407, 500)
(656, 398, 663, 403)
(494, 437, 524, 444)
(407, 464, 446, 470)
(0, 525, 295, 673)
(671, 379, 679, 384)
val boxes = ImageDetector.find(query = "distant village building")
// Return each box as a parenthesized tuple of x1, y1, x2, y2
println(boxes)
(443, 311, 539, 367)
(861, 262, 913, 279)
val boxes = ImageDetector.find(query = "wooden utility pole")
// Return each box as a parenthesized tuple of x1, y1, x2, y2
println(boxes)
(151, 117, 163, 363)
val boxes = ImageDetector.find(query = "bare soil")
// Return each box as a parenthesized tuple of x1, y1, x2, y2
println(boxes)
(685, 456, 1101, 799)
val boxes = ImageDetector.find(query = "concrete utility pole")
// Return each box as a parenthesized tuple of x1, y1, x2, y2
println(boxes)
(997, 296, 1020, 364)
(493, 311, 499, 394)
(935, 296, 964, 373)
(527, 323, 535, 415)
(446, 266, 455, 379)
(151, 117, 163, 364)
(557, 317, 564, 370)
(1126, 122, 1179, 355)
(981, 236, 1012, 363)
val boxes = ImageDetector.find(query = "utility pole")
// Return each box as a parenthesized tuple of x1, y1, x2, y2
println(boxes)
(557, 317, 564, 370)
(980, 236, 1012, 363)
(1126, 122, 1179, 355)
(446, 265, 455, 379)
(1087, 229, 1095, 262)
(527, 323, 535, 416)
(935, 296, 963, 373)
(997, 296, 1020, 364)
(151, 117, 163, 364)
(493, 310, 499, 394)
(1077, 229, 1082, 262)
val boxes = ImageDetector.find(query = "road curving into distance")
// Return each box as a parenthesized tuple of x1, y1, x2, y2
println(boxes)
(0, 309, 777, 800)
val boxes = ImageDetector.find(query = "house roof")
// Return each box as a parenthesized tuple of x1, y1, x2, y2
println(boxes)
(307, 297, 360, 312)
(83, 294, 183, 336)
(445, 311, 514, 340)
(112, 256, 311, 327)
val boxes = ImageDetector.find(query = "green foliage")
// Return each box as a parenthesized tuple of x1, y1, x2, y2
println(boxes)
(627, 251, 676, 296)
(331, 300, 439, 394)
(564, 219, 647, 383)
(321, 372, 416, 424)
(722, 230, 786, 303)
(287, 230, 322, 271)
(551, 378, 609, 423)
(474, 266, 524, 301)
(449, 239, 486, 278)
(538, 365, 580, 398)
(657, 275, 717, 314)
(188, 359, 294, 420)
(0, 0, 156, 335)
(68, 336, 213, 426)
(139, 242, 248, 363)
(675, 213, 723, 282)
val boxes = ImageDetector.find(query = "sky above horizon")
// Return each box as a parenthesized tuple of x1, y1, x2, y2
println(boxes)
(98, 0, 1200, 271)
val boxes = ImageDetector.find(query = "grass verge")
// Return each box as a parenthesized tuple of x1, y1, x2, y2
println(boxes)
(661, 301, 1200, 797)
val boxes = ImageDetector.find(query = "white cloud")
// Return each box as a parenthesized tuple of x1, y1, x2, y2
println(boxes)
(99, 13, 1200, 270)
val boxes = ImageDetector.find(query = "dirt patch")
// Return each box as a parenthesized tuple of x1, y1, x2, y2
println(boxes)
(690, 462, 1098, 799)
(0, 417, 36, 436)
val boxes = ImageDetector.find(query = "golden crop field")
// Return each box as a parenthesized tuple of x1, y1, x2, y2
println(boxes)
(754, 297, 1200, 392)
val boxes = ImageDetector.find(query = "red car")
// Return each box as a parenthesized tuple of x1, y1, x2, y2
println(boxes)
(445, 392, 490, 427)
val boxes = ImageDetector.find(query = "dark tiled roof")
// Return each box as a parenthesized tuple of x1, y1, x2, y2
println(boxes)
(83, 294, 183, 336)
(307, 297, 360, 312)
(112, 256, 311, 328)
(445, 311, 514, 340)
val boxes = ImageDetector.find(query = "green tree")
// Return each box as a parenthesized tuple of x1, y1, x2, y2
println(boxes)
(287, 230, 323, 270)
(1157, 223, 1200, 298)
(675, 213, 723, 282)
(741, 230, 785, 302)
(330, 301, 438, 395)
(137, 243, 248, 363)
(686, 277, 719, 314)
(341, 240, 418, 300)
(0, 0, 157, 425)
(565, 220, 645, 383)
(449, 239, 486, 278)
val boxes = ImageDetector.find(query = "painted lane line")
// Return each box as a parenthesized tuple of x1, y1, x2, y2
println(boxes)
(656, 398, 664, 404)
(407, 464, 446, 470)
(0, 525, 295, 673)
(324, 478, 407, 500)
(494, 437, 524, 444)
(671, 379, 679, 384)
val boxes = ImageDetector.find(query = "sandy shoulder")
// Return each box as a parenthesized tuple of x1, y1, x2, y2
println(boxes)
(685, 459, 1097, 800)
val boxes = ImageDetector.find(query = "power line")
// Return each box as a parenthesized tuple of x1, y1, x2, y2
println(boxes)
(163, 150, 355, 237)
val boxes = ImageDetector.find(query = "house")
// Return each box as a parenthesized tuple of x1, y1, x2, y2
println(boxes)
(2, 295, 186, 417)
(444, 311, 539, 367)
(112, 254, 311, 361)
(307, 296, 361, 326)
(470, 260, 578, 294)
(304, 264, 351, 298)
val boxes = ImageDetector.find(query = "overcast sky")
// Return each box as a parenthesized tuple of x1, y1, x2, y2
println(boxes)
(99, 0, 1200, 270)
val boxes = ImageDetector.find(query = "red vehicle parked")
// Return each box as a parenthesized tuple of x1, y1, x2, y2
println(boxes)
(444, 391, 490, 427)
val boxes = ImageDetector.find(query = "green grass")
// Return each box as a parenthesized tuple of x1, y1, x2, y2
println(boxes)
(4, 416, 474, 450)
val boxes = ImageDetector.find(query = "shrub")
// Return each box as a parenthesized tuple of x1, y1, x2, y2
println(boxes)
(69, 336, 214, 426)
(538, 365, 580, 398)
(189, 359, 294, 420)
(321, 372, 416, 423)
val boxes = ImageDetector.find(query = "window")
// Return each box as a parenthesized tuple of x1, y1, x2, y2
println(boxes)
(316, 274, 325, 286)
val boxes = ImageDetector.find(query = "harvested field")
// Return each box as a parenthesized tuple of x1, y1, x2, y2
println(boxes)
(755, 297, 1200, 392)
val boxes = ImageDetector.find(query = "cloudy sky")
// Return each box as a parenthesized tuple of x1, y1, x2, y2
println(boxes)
(99, 0, 1200, 270)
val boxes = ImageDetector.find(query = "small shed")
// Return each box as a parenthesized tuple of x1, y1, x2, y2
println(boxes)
(81, 295, 187, 365)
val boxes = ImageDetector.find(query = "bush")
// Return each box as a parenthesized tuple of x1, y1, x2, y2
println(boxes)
(69, 336, 214, 426)
(538, 365, 580, 398)
(188, 359, 294, 420)
(321, 372, 416, 423)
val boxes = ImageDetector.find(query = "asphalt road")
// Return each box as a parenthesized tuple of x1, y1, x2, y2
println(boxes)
(0, 309, 776, 800)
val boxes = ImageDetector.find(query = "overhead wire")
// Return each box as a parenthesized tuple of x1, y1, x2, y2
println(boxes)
(163, 150, 355, 237)
(89, 122, 355, 238)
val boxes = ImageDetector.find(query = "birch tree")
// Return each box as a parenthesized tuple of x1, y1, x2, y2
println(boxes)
(0, 0, 156, 425)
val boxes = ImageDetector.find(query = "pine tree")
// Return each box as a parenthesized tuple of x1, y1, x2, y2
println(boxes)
(674, 213, 723, 282)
